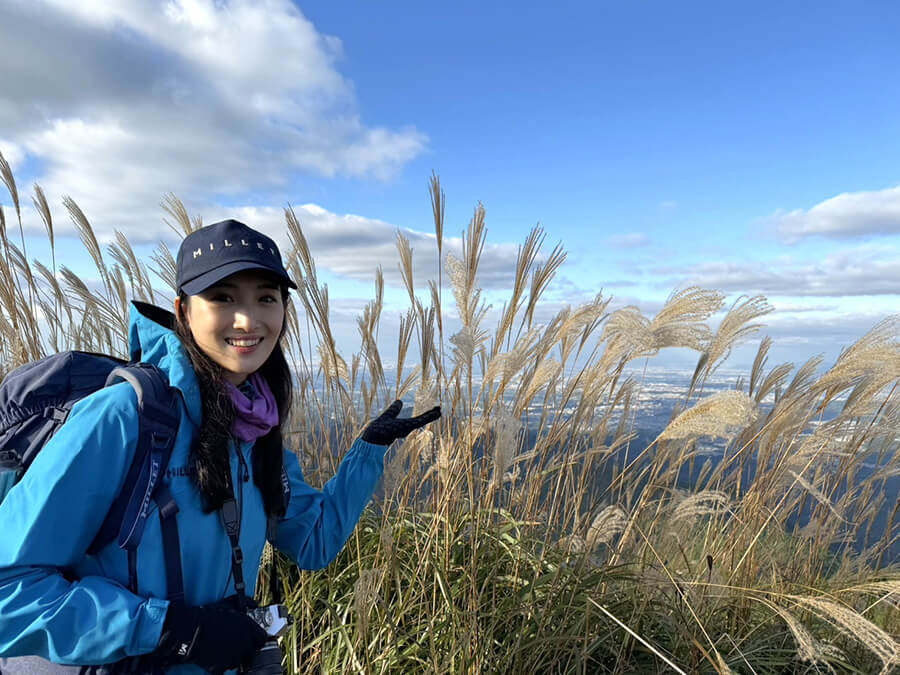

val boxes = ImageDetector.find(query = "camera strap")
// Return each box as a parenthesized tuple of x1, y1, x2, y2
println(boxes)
(219, 478, 249, 612)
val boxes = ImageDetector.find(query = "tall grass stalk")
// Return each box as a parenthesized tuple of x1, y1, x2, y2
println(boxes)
(1, 157, 897, 673)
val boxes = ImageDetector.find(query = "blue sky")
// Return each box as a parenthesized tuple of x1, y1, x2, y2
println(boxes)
(2, 1, 899, 372)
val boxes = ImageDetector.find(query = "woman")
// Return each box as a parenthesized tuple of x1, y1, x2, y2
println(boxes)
(0, 219, 440, 673)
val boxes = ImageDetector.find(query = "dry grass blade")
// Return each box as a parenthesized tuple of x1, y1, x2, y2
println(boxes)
(429, 171, 444, 253)
(161, 193, 197, 236)
(494, 225, 545, 353)
(6, 241, 36, 298)
(522, 241, 566, 330)
(602, 306, 655, 361)
(756, 362, 793, 403)
(0, 151, 20, 222)
(704, 295, 773, 375)
(416, 302, 436, 380)
(395, 309, 415, 399)
(108, 231, 145, 299)
(357, 302, 384, 390)
(782, 354, 824, 401)
(63, 196, 109, 287)
(586, 505, 628, 549)
(787, 470, 846, 522)
(758, 599, 825, 664)
(813, 316, 900, 403)
(353, 567, 382, 636)
(587, 598, 689, 675)
(31, 259, 70, 346)
(841, 373, 895, 418)
(748, 336, 771, 399)
(788, 596, 899, 671)
(59, 266, 127, 343)
(32, 184, 53, 242)
(653, 286, 724, 326)
(515, 358, 561, 415)
(450, 326, 477, 369)
(285, 206, 316, 284)
(657, 390, 758, 442)
(110, 265, 128, 320)
(491, 406, 521, 483)
(445, 253, 467, 320)
(672, 490, 730, 523)
(31, 259, 65, 310)
(317, 341, 349, 383)
(149, 241, 177, 293)
(396, 232, 415, 306)
(650, 287, 723, 352)
(838, 580, 900, 597)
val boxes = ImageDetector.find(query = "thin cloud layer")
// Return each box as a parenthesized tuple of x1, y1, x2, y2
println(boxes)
(0, 0, 427, 238)
(659, 245, 900, 297)
(772, 185, 900, 242)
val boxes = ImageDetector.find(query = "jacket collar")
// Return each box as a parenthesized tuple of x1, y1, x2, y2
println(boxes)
(128, 301, 202, 428)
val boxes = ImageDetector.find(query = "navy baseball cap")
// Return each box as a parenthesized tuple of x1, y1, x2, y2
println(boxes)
(176, 219, 297, 295)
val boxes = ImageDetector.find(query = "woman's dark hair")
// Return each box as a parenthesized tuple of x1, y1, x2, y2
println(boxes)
(173, 286, 293, 519)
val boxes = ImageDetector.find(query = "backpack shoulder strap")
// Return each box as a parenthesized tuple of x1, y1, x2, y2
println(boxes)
(88, 363, 180, 555)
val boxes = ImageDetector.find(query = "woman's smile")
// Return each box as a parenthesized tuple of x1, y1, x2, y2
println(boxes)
(225, 336, 264, 352)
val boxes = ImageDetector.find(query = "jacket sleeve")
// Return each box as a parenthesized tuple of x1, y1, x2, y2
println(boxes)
(0, 385, 169, 664)
(273, 439, 386, 569)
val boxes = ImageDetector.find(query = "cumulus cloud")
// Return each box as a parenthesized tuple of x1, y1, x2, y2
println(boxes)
(0, 0, 427, 239)
(771, 185, 900, 242)
(657, 245, 900, 297)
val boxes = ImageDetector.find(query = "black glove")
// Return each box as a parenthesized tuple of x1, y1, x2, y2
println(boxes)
(361, 400, 441, 446)
(155, 600, 268, 673)
(205, 593, 259, 612)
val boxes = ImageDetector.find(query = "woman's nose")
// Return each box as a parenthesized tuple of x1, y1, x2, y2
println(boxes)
(233, 309, 257, 331)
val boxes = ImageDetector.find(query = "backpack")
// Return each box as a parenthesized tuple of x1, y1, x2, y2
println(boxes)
(0, 352, 185, 603)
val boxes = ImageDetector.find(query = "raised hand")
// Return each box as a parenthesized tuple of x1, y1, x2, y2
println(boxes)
(361, 400, 441, 446)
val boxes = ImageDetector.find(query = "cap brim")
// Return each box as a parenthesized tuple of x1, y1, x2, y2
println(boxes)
(180, 261, 298, 295)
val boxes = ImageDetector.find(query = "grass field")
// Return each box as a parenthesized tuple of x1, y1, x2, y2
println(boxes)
(1, 155, 898, 673)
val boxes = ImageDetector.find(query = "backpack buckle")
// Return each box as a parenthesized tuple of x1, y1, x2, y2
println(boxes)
(42, 406, 69, 424)
(150, 431, 172, 452)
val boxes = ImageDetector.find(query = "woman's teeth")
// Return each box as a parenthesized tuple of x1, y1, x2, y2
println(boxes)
(226, 338, 262, 347)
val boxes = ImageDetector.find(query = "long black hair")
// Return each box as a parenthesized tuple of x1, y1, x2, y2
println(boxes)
(173, 287, 293, 518)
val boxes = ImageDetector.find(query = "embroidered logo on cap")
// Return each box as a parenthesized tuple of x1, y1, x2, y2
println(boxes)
(191, 239, 278, 259)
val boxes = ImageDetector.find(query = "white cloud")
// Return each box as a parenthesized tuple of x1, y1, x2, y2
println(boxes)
(656, 244, 900, 297)
(0, 0, 427, 239)
(771, 185, 900, 242)
(0, 140, 25, 171)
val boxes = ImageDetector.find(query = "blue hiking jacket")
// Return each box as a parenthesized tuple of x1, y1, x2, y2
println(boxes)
(0, 302, 387, 670)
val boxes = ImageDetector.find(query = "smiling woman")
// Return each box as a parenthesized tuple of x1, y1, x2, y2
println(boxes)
(0, 218, 441, 674)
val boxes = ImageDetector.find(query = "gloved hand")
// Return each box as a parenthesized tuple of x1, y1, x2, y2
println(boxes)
(205, 593, 258, 612)
(155, 600, 268, 673)
(361, 400, 441, 446)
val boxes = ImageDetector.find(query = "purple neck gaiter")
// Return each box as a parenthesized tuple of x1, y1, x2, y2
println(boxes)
(225, 372, 279, 442)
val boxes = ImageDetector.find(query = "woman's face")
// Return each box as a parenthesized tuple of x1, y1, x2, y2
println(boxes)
(175, 270, 285, 385)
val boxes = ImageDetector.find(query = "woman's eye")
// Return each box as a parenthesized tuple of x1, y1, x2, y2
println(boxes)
(210, 294, 232, 302)
(261, 295, 278, 303)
